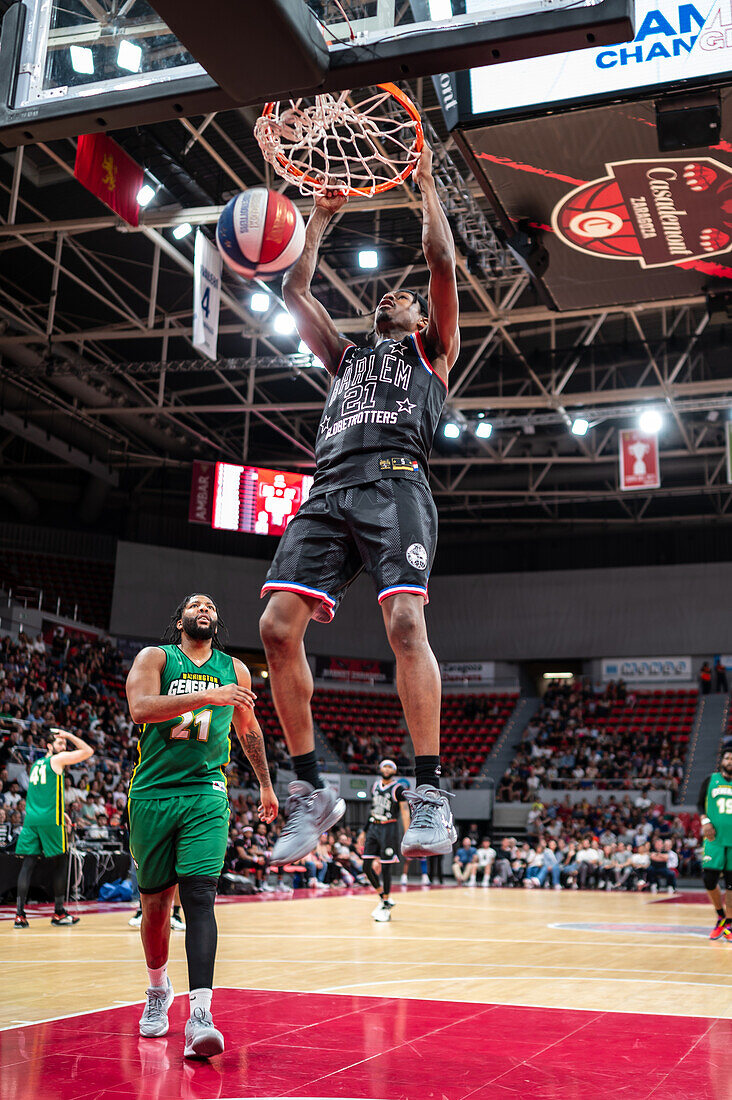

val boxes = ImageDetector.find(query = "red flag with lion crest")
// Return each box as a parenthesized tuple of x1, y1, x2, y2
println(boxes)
(74, 133, 143, 227)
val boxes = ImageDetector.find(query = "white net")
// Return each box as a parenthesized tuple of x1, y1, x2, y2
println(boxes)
(254, 86, 422, 197)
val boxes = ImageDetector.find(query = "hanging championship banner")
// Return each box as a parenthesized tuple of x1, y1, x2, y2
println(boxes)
(193, 230, 222, 361)
(726, 421, 732, 484)
(619, 429, 660, 491)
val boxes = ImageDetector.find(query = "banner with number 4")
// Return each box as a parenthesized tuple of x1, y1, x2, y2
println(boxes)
(193, 230, 223, 361)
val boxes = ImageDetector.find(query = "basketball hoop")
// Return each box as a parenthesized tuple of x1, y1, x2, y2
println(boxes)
(254, 83, 423, 198)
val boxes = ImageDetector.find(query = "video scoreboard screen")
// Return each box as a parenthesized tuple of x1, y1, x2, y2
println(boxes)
(189, 461, 313, 536)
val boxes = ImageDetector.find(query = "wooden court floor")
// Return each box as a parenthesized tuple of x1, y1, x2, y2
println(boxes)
(3, 885, 730, 1023)
(2, 886, 731, 1100)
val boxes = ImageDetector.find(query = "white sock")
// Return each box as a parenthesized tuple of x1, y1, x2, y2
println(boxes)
(189, 988, 213, 1016)
(147, 963, 167, 990)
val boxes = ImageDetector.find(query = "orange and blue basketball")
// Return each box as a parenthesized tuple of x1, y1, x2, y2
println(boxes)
(216, 187, 305, 279)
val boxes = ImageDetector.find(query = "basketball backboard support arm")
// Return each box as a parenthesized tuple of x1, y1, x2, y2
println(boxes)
(0, 0, 634, 147)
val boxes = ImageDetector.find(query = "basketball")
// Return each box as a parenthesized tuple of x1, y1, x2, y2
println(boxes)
(216, 188, 305, 279)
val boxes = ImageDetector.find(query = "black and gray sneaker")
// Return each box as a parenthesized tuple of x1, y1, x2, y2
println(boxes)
(401, 785, 457, 858)
(184, 1007, 224, 1059)
(139, 978, 174, 1038)
(270, 780, 346, 865)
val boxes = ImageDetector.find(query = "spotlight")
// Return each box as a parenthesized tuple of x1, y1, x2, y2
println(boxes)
(358, 249, 378, 269)
(274, 311, 295, 335)
(443, 422, 461, 439)
(639, 409, 663, 434)
(428, 0, 453, 18)
(571, 418, 589, 436)
(70, 45, 94, 75)
(172, 222, 192, 240)
(117, 39, 142, 73)
(261, 670, 269, 679)
(250, 292, 270, 313)
(136, 184, 155, 207)
(475, 421, 493, 439)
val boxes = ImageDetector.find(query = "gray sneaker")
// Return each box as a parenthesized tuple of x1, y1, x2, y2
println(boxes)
(139, 978, 174, 1037)
(401, 785, 457, 858)
(184, 1007, 224, 1059)
(270, 781, 346, 865)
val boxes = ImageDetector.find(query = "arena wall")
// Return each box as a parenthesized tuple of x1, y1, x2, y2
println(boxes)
(110, 540, 731, 660)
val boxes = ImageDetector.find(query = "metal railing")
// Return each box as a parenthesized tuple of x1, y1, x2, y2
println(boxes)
(2, 582, 79, 622)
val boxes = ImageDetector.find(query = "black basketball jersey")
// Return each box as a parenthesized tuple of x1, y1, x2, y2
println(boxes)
(369, 778, 405, 823)
(311, 333, 447, 496)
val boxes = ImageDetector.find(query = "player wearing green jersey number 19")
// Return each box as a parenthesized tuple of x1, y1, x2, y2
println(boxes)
(125, 592, 278, 1060)
(14, 727, 94, 929)
(698, 744, 732, 941)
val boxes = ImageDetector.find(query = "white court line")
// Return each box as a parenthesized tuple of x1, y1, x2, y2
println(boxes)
(314, 976, 732, 994)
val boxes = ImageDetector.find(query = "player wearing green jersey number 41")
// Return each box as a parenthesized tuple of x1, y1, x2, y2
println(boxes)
(698, 744, 732, 942)
(14, 727, 94, 929)
(125, 593, 278, 1059)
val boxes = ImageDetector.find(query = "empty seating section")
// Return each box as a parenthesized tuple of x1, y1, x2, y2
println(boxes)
(596, 689, 697, 745)
(440, 692, 519, 777)
(0, 549, 114, 628)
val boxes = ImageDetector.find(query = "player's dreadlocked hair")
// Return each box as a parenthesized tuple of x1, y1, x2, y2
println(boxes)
(162, 593, 228, 651)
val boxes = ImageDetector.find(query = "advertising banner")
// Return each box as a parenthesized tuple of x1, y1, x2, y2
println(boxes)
(439, 660, 496, 684)
(188, 461, 215, 524)
(192, 230, 222, 361)
(314, 655, 394, 684)
(601, 656, 692, 680)
(619, 429, 660, 490)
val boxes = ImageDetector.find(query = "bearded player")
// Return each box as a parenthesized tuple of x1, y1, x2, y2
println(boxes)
(698, 743, 732, 941)
(125, 593, 278, 1058)
(260, 145, 459, 866)
(359, 759, 410, 923)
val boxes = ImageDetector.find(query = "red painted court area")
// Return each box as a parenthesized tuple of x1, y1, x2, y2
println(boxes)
(1, 988, 729, 1100)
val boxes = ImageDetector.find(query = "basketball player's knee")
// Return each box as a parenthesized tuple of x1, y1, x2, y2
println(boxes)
(259, 606, 297, 655)
(702, 869, 720, 892)
(142, 888, 174, 921)
(386, 605, 423, 656)
(178, 875, 217, 915)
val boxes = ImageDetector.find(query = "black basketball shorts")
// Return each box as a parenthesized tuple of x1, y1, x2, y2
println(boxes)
(363, 821, 401, 863)
(261, 477, 438, 622)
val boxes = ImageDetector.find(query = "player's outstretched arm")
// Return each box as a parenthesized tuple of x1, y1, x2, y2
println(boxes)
(126, 646, 256, 724)
(231, 659, 278, 823)
(282, 190, 352, 375)
(51, 731, 94, 771)
(415, 145, 460, 371)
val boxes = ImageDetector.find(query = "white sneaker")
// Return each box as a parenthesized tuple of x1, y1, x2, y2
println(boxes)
(183, 1007, 224, 1059)
(421, 873, 430, 885)
(554, 883, 562, 890)
(481, 879, 490, 888)
(650, 883, 658, 894)
(400, 874, 408, 885)
(467, 878, 476, 887)
(139, 978, 174, 1037)
(170, 913, 185, 931)
(372, 902, 391, 923)
(128, 911, 142, 928)
(667, 884, 675, 894)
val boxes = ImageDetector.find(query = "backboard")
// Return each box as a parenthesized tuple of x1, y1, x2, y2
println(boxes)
(0, 0, 634, 146)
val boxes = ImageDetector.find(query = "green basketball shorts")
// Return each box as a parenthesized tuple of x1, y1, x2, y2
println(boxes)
(702, 835, 732, 872)
(128, 793, 230, 893)
(15, 815, 66, 858)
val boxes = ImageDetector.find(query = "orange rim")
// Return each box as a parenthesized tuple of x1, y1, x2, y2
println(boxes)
(260, 82, 424, 197)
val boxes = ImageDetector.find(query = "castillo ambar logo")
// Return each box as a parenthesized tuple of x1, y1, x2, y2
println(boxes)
(551, 156, 732, 268)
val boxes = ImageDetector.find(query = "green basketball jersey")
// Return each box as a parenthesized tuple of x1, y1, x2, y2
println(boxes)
(26, 755, 64, 823)
(128, 645, 237, 800)
(705, 771, 732, 844)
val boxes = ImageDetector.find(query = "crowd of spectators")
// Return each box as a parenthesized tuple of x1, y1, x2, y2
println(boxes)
(498, 680, 686, 803)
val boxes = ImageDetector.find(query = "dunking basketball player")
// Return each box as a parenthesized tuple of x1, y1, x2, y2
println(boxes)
(125, 593, 278, 1058)
(260, 145, 460, 865)
(360, 759, 410, 923)
(698, 743, 732, 941)
(14, 728, 94, 928)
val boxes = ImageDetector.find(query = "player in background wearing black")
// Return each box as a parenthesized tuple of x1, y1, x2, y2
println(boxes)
(698, 742, 732, 940)
(260, 144, 460, 866)
(359, 760, 410, 922)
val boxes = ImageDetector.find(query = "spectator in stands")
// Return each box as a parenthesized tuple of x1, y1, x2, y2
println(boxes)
(699, 661, 712, 695)
(452, 837, 478, 885)
(714, 657, 728, 694)
(492, 837, 517, 887)
(475, 838, 496, 887)
(575, 838, 601, 890)
(0, 806, 13, 848)
(647, 838, 675, 893)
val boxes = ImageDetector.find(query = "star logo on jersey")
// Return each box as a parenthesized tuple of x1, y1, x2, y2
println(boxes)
(396, 397, 415, 415)
(320, 415, 331, 432)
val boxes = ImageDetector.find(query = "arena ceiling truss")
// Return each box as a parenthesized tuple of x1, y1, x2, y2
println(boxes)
(1, 67, 731, 541)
